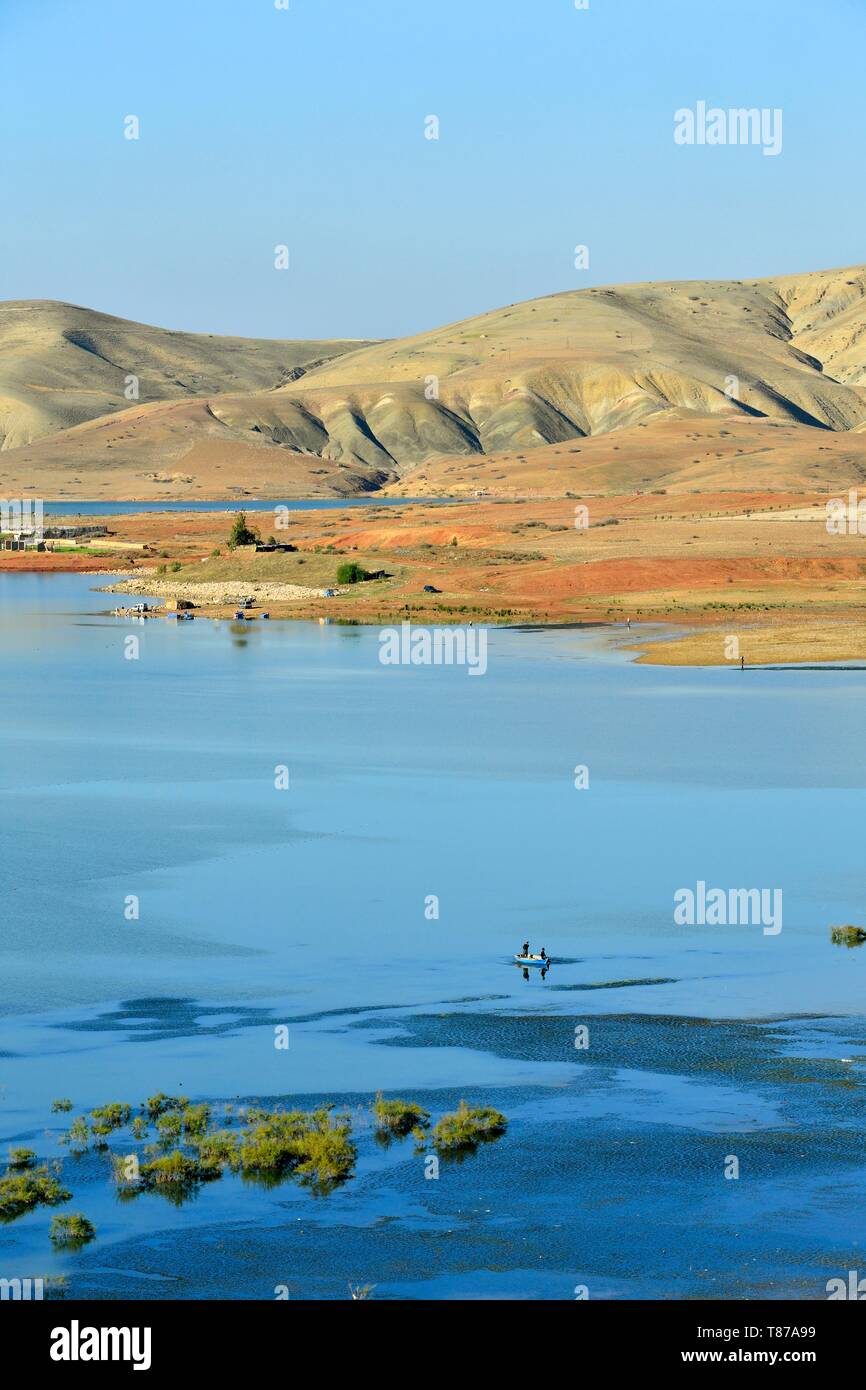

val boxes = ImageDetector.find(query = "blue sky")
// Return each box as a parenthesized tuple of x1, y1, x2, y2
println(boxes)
(1, 0, 864, 340)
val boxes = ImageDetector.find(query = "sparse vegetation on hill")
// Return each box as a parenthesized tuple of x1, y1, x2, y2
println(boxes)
(6, 265, 866, 499)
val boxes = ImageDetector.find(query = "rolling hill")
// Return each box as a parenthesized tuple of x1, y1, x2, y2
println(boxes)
(0, 300, 373, 452)
(4, 264, 866, 498)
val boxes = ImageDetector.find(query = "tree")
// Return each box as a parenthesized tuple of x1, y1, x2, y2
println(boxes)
(227, 513, 259, 549)
(336, 561, 370, 585)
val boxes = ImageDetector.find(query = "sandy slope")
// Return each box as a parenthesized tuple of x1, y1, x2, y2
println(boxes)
(5, 264, 866, 497)
(0, 299, 373, 453)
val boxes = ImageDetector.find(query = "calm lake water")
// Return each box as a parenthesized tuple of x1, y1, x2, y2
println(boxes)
(2, 572, 866, 1300)
(40, 498, 443, 517)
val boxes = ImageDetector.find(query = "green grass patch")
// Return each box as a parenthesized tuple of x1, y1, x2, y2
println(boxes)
(144, 1093, 188, 1120)
(90, 1103, 132, 1135)
(140, 1149, 222, 1196)
(236, 1106, 356, 1190)
(831, 924, 866, 947)
(62, 1118, 89, 1150)
(8, 1147, 37, 1170)
(372, 1094, 430, 1137)
(427, 1101, 508, 1153)
(49, 1213, 96, 1247)
(0, 1166, 70, 1220)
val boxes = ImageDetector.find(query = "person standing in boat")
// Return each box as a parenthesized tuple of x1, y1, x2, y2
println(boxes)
(521, 940, 530, 958)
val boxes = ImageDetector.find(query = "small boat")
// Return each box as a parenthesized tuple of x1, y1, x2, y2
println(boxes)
(514, 953, 548, 967)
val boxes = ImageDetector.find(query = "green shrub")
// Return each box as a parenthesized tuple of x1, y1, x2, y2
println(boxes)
(50, 1213, 96, 1247)
(192, 1130, 238, 1171)
(155, 1112, 183, 1143)
(336, 562, 371, 585)
(8, 1147, 36, 1170)
(181, 1104, 211, 1137)
(236, 1106, 355, 1189)
(427, 1101, 507, 1153)
(90, 1103, 132, 1135)
(144, 1093, 187, 1120)
(227, 513, 259, 549)
(140, 1150, 220, 1193)
(63, 1118, 89, 1150)
(51, 1099, 73, 1114)
(372, 1094, 430, 1137)
(0, 1166, 70, 1219)
(831, 924, 866, 947)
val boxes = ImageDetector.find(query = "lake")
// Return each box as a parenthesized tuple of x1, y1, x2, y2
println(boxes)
(38, 498, 448, 517)
(2, 572, 865, 1300)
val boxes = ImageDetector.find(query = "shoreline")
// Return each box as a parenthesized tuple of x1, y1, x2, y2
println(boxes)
(4, 486, 866, 666)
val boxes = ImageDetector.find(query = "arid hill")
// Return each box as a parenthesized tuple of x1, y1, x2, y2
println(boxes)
(0, 300, 373, 453)
(4, 265, 866, 498)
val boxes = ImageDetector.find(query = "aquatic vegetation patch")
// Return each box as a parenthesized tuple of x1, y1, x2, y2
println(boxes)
(145, 1093, 189, 1120)
(181, 1103, 211, 1137)
(63, 1118, 90, 1150)
(830, 925, 866, 947)
(3, 1089, 507, 1242)
(155, 1111, 183, 1143)
(0, 1165, 71, 1219)
(427, 1101, 508, 1153)
(140, 1149, 222, 1192)
(372, 1094, 431, 1137)
(8, 1147, 37, 1170)
(192, 1129, 239, 1169)
(90, 1103, 132, 1135)
(236, 1106, 356, 1189)
(50, 1213, 96, 1247)
(51, 1099, 73, 1114)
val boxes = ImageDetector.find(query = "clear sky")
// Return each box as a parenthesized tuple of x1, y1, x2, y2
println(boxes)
(1, 0, 864, 341)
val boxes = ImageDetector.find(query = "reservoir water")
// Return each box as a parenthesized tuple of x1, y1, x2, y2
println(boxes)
(2, 572, 865, 1300)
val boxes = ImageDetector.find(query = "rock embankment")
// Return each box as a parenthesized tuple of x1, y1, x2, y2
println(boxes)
(104, 577, 336, 604)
